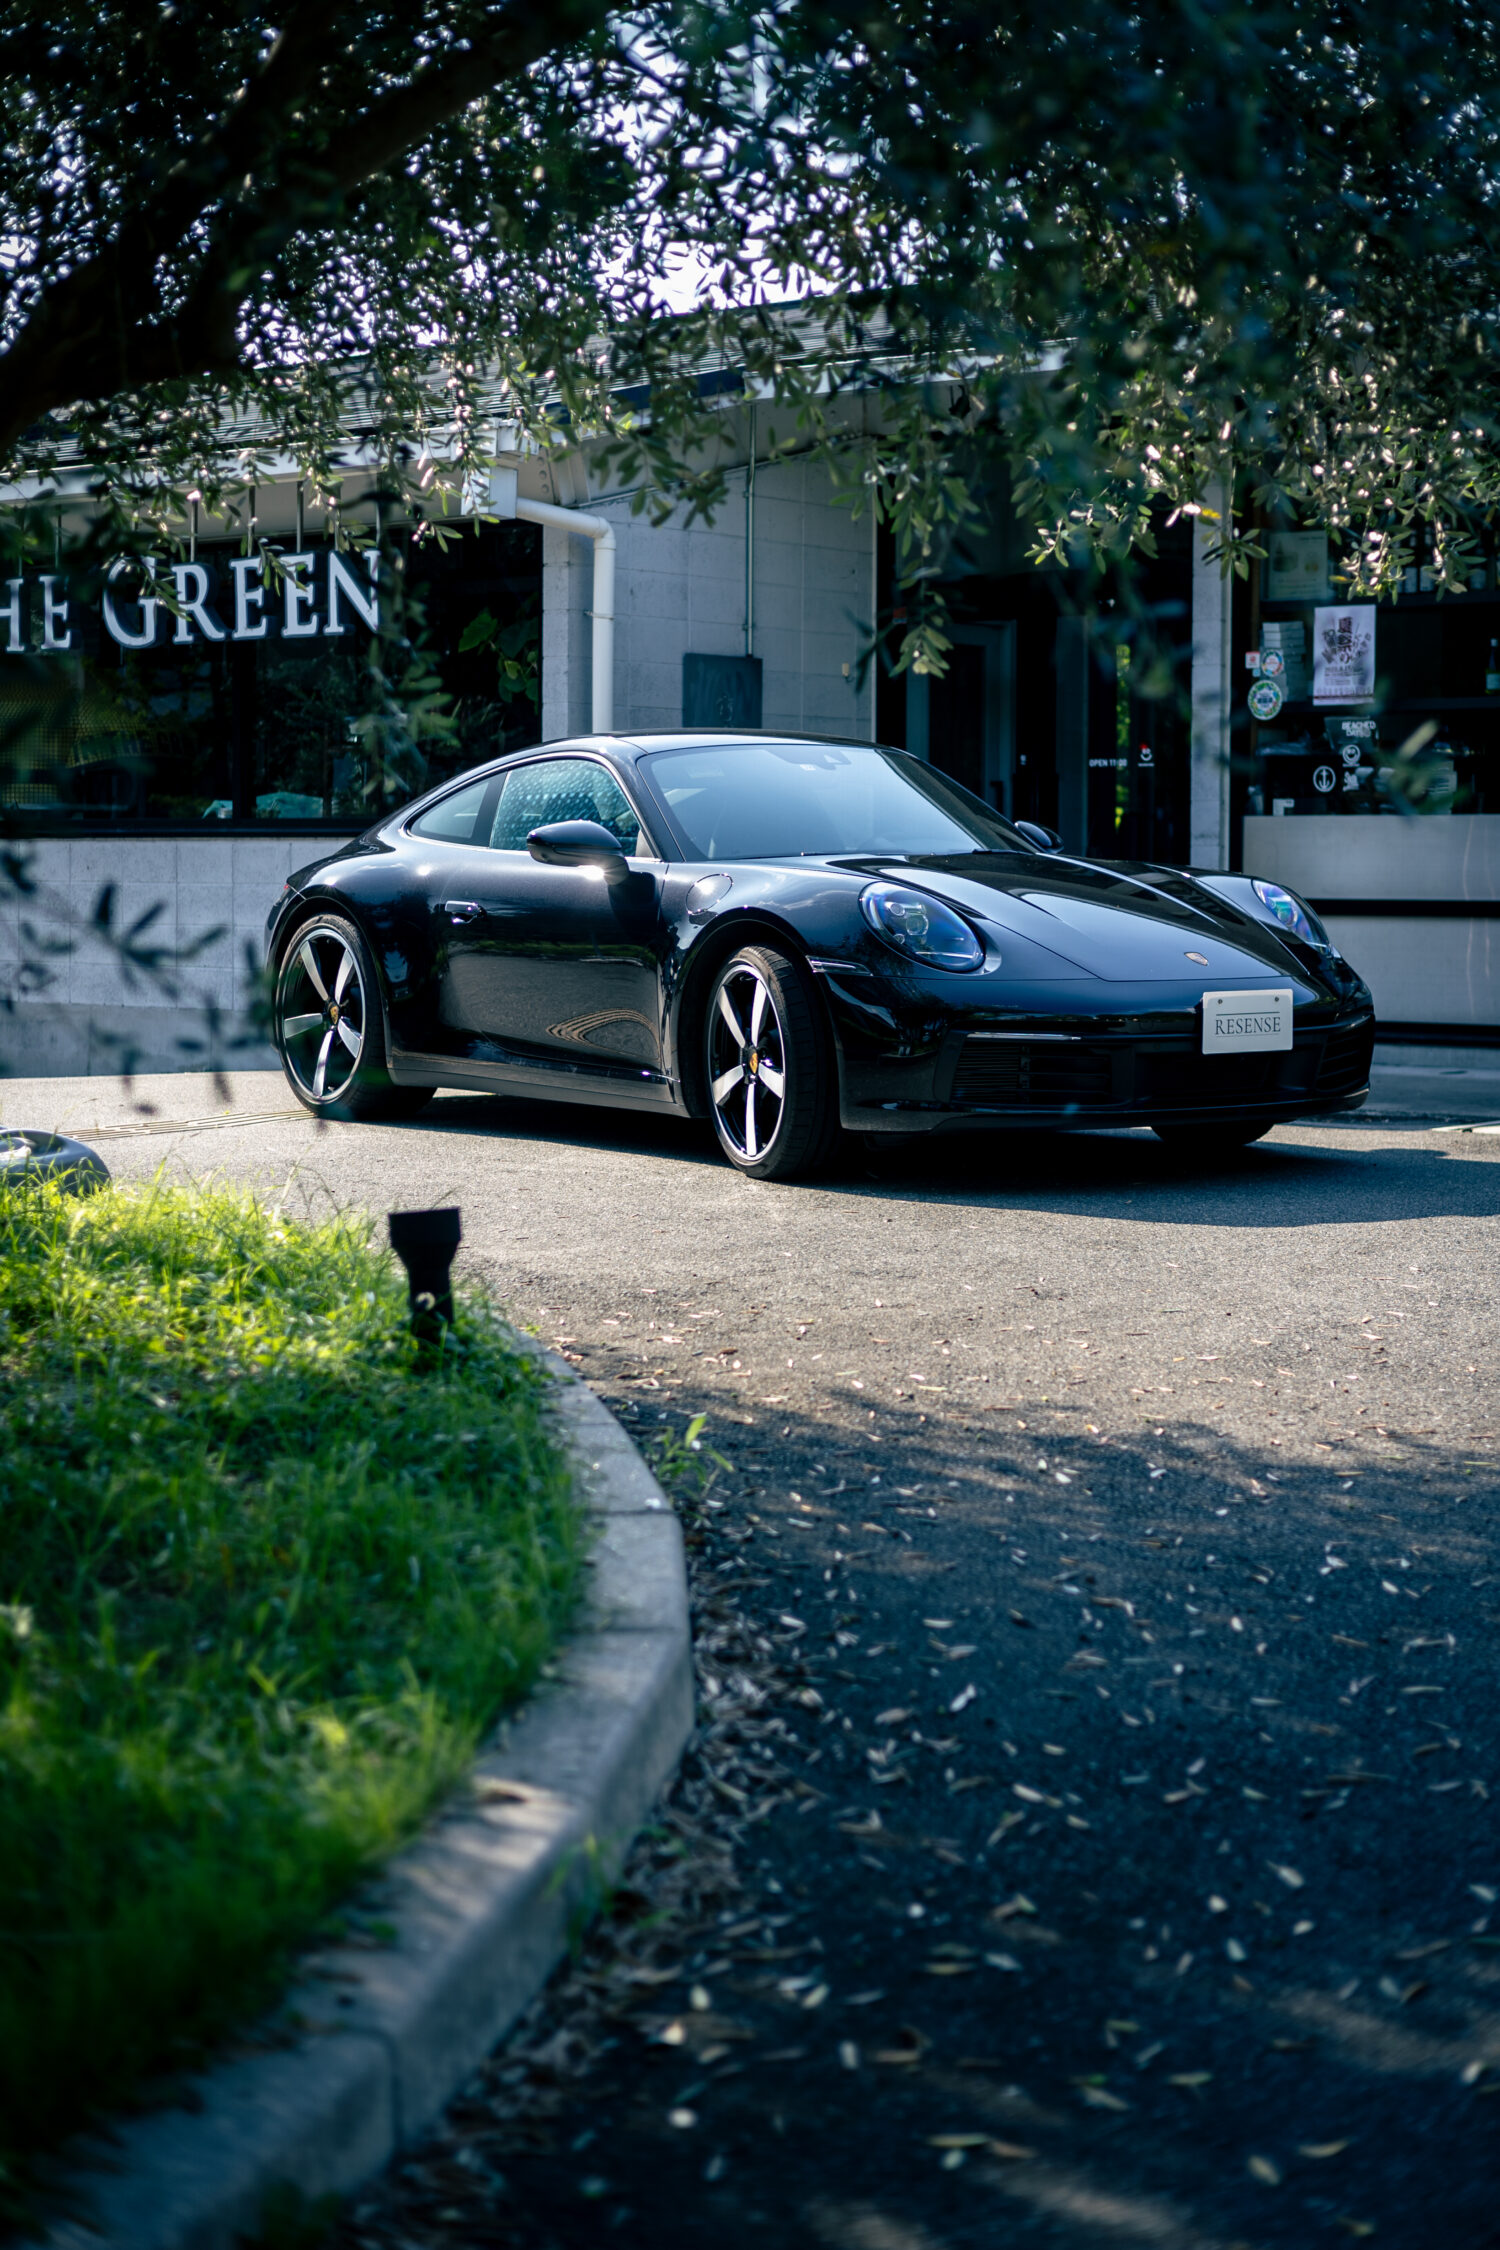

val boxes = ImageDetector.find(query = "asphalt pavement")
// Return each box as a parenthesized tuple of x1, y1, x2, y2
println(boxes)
(8, 1069, 1500, 2248)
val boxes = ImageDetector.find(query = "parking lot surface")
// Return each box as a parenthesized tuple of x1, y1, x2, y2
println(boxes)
(10, 1071, 1500, 2248)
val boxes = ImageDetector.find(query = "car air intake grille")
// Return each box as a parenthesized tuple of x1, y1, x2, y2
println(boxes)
(1139, 1051, 1278, 1106)
(1316, 1018, 1375, 1097)
(953, 1040, 1114, 1107)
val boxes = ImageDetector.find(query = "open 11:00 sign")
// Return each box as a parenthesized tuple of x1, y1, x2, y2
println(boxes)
(0, 549, 381, 653)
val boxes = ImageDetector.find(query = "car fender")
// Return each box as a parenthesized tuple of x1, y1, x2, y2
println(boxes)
(668, 905, 844, 1120)
(267, 864, 419, 1067)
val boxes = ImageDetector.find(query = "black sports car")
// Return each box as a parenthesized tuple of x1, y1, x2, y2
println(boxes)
(265, 731, 1375, 1179)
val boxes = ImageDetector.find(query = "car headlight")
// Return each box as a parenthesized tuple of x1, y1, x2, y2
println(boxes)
(860, 883, 985, 971)
(1252, 879, 1331, 950)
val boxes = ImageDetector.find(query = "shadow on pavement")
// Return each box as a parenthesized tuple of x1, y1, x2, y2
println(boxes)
(832, 1129, 1500, 1232)
(400, 1092, 1500, 1233)
(333, 1349, 1499, 2250)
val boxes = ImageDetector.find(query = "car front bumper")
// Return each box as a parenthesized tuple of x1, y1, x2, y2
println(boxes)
(812, 965, 1375, 1135)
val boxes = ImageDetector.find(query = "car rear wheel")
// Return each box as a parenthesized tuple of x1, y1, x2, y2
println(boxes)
(1152, 1119, 1274, 1151)
(276, 914, 434, 1122)
(704, 945, 839, 1181)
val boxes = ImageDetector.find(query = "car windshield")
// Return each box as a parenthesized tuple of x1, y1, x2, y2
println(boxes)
(641, 741, 1029, 860)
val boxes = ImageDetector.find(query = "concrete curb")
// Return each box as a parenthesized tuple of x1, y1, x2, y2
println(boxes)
(48, 1355, 693, 2250)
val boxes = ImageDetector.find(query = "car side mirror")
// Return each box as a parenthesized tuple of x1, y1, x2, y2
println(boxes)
(527, 819, 631, 883)
(1015, 820, 1064, 853)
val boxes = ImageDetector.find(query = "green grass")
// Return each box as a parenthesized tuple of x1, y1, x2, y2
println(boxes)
(0, 1177, 582, 2192)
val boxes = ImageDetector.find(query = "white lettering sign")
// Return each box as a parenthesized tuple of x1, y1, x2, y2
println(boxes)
(229, 556, 269, 640)
(325, 548, 380, 635)
(282, 552, 319, 638)
(101, 555, 160, 647)
(2, 550, 381, 652)
(39, 574, 72, 651)
(171, 562, 227, 644)
(1, 577, 23, 653)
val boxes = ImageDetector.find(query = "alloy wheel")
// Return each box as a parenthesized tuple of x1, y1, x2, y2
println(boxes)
(278, 929, 367, 1103)
(707, 962, 788, 1163)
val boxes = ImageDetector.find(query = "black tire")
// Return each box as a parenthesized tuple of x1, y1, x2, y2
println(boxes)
(275, 913, 435, 1123)
(1152, 1119, 1274, 1152)
(704, 944, 840, 1181)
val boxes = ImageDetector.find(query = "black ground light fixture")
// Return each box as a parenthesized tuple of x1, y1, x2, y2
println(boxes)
(388, 1206, 462, 1346)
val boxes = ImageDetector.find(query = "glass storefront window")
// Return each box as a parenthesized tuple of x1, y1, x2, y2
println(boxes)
(0, 519, 541, 830)
(1247, 523, 1500, 819)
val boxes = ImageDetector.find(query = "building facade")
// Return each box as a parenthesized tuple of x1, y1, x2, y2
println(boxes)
(2, 422, 1492, 1077)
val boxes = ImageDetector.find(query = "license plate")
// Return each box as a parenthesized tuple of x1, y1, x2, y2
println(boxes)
(1201, 988, 1293, 1054)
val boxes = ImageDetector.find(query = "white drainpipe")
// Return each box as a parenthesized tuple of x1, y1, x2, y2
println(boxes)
(473, 469, 615, 733)
(516, 498, 615, 735)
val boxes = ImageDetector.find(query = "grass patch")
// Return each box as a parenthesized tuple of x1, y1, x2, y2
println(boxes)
(0, 1177, 581, 2195)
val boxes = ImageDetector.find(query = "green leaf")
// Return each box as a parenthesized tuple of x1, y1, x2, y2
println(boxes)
(457, 609, 498, 654)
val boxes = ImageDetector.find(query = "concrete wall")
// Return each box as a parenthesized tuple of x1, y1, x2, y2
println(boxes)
(1311, 914, 1499, 1027)
(541, 455, 875, 744)
(1242, 813, 1500, 903)
(1, 835, 305, 1077)
(1243, 811, 1500, 1028)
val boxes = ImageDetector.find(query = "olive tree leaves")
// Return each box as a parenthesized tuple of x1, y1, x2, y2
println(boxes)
(2, 0, 1499, 677)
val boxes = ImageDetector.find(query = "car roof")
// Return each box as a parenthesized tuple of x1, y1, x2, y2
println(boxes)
(390, 729, 902, 834)
(516, 729, 896, 764)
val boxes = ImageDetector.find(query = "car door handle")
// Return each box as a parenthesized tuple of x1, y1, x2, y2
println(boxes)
(443, 899, 484, 924)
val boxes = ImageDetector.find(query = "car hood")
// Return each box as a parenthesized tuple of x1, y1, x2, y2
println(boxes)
(848, 853, 1305, 984)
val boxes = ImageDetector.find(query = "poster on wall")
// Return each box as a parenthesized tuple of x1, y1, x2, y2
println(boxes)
(1265, 530, 1331, 602)
(1312, 604, 1376, 706)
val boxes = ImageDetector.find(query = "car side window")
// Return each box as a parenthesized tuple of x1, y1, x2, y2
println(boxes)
(485, 758, 642, 855)
(409, 776, 492, 844)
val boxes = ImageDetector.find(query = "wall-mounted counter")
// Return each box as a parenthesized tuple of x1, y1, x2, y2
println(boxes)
(1241, 815, 1499, 1034)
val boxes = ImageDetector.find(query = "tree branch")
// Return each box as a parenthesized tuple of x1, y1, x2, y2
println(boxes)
(0, 0, 615, 455)
(323, 0, 616, 196)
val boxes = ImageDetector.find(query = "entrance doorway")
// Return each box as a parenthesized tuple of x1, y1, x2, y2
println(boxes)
(904, 623, 1017, 815)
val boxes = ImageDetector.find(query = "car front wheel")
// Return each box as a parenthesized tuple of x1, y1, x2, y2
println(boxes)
(704, 945, 839, 1181)
(275, 913, 434, 1122)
